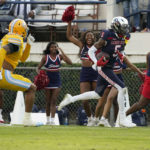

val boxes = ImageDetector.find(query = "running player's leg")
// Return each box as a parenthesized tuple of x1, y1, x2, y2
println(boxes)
(126, 95, 150, 116)
(1, 70, 38, 126)
(99, 87, 118, 127)
(97, 68, 135, 127)
(101, 87, 118, 118)
(94, 87, 110, 126)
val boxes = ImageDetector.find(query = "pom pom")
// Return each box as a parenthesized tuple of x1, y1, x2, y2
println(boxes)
(62, 5, 75, 22)
(34, 70, 49, 90)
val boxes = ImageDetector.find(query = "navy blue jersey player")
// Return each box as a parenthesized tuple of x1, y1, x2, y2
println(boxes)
(58, 16, 135, 127)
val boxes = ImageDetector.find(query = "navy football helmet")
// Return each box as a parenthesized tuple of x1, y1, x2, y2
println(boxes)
(111, 16, 129, 36)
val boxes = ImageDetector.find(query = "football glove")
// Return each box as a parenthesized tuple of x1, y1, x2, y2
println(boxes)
(97, 56, 109, 67)
(27, 34, 35, 45)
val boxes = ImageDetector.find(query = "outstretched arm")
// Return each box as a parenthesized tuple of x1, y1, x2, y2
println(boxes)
(67, 21, 82, 48)
(20, 44, 31, 62)
(20, 34, 35, 62)
(123, 56, 144, 76)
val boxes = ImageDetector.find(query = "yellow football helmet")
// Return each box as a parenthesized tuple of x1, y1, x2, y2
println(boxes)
(9, 19, 28, 39)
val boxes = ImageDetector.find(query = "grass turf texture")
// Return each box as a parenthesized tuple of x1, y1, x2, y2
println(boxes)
(0, 125, 150, 150)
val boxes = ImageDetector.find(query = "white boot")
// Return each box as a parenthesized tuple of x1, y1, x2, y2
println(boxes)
(58, 94, 73, 110)
(119, 111, 136, 128)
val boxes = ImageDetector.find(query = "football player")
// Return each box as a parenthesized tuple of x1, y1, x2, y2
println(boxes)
(58, 16, 137, 127)
(126, 52, 150, 116)
(0, 18, 37, 126)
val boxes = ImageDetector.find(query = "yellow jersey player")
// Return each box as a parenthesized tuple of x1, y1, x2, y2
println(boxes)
(0, 18, 37, 126)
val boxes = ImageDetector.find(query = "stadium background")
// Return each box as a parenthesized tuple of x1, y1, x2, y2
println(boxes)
(1, 0, 149, 124)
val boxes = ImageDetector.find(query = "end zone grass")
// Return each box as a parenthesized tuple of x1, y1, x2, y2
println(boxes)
(0, 125, 150, 150)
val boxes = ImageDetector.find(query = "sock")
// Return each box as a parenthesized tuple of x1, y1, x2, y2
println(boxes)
(47, 116, 50, 122)
(24, 112, 31, 120)
(101, 116, 106, 120)
(94, 117, 99, 121)
(87, 116, 92, 121)
(71, 91, 101, 103)
(51, 118, 55, 122)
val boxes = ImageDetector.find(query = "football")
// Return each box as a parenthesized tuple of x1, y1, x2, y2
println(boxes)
(96, 51, 110, 61)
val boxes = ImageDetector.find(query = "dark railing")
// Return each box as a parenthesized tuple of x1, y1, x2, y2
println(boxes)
(5, 1, 107, 4)
(126, 10, 150, 18)
(0, 1, 107, 23)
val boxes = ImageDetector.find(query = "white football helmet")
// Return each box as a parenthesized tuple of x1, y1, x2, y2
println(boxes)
(111, 16, 129, 36)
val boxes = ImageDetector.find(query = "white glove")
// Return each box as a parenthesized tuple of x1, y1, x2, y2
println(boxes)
(27, 34, 35, 45)
(0, 71, 2, 80)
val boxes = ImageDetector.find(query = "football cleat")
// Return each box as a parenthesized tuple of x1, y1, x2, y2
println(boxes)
(87, 117, 100, 127)
(87, 117, 94, 127)
(58, 94, 73, 110)
(119, 118, 136, 128)
(98, 119, 111, 127)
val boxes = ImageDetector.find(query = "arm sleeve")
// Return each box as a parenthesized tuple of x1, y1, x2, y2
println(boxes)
(20, 44, 31, 62)
(88, 45, 97, 64)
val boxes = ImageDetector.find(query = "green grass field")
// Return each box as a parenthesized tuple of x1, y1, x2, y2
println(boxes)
(0, 125, 150, 150)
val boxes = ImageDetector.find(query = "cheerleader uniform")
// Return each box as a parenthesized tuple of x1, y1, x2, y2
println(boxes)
(44, 54, 61, 89)
(80, 45, 98, 82)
